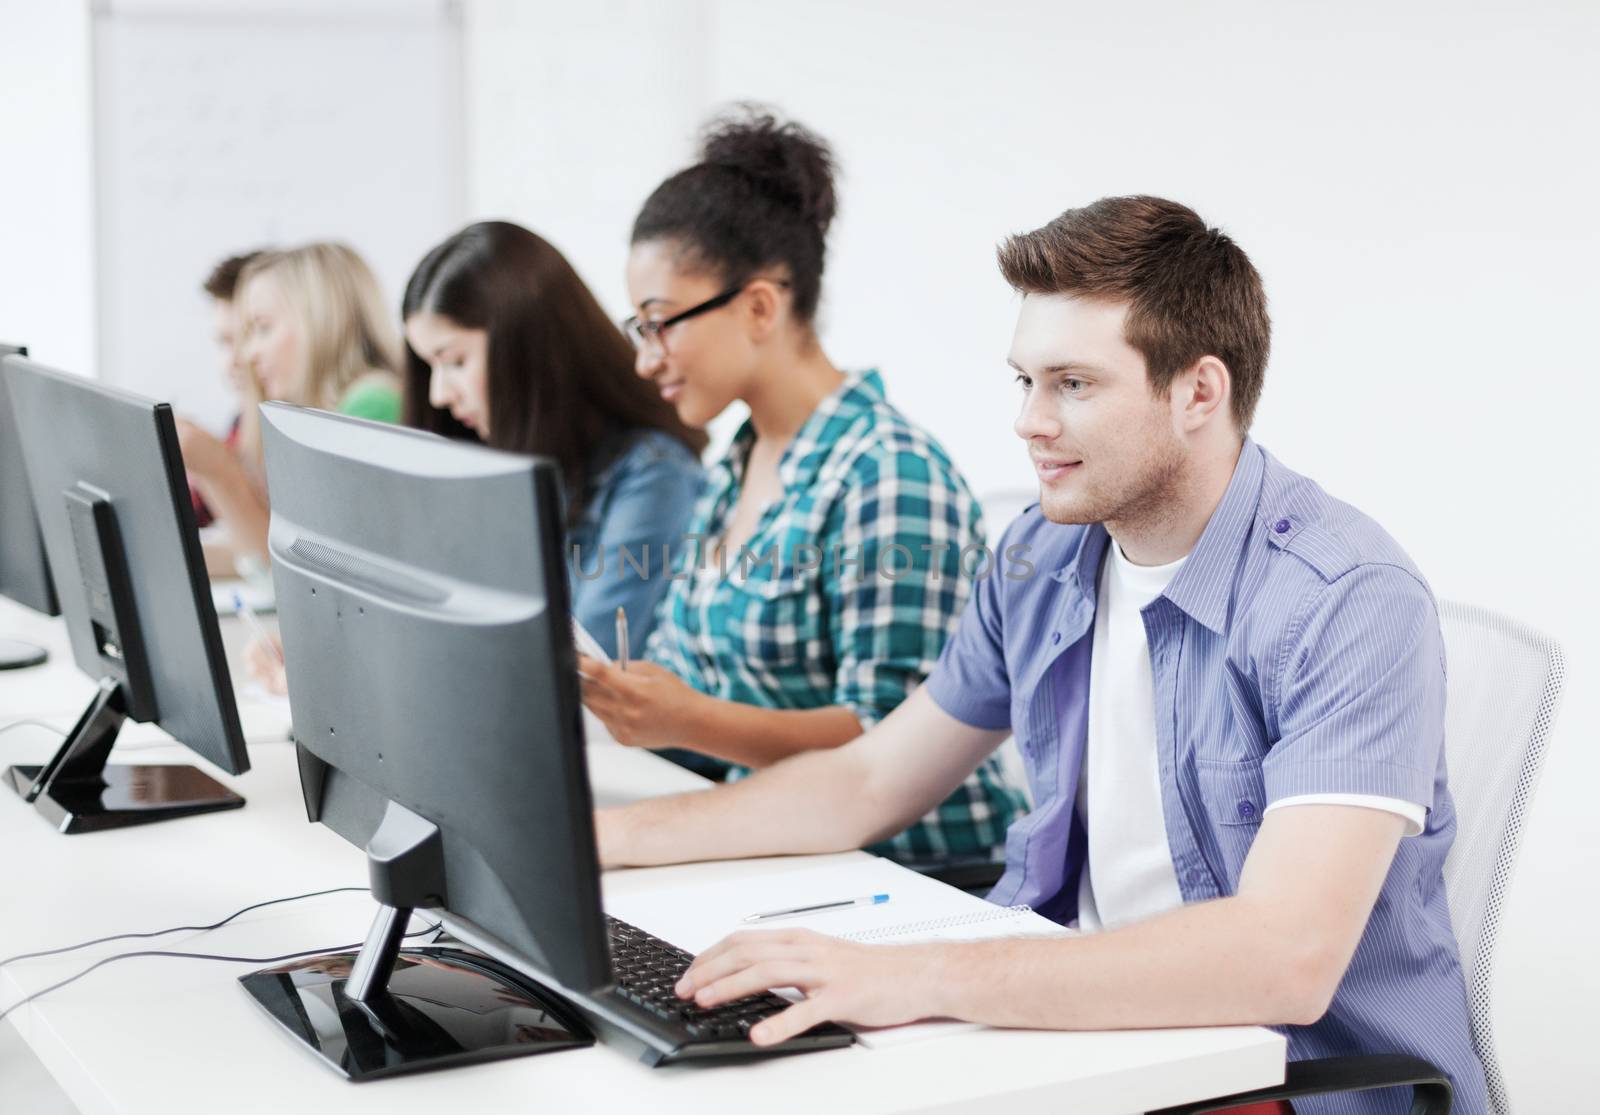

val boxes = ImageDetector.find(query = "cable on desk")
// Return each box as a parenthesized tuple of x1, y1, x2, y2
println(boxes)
(0, 886, 368, 969)
(0, 718, 67, 742)
(0, 918, 444, 1025)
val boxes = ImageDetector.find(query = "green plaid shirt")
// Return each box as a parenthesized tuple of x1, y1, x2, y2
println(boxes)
(646, 370, 1027, 860)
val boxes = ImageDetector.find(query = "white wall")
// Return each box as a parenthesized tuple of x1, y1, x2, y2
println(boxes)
(93, 0, 466, 428)
(0, 0, 97, 372)
(466, 0, 1599, 1107)
(465, 0, 712, 318)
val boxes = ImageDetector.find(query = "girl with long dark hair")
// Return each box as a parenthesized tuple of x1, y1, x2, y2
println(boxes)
(400, 221, 706, 657)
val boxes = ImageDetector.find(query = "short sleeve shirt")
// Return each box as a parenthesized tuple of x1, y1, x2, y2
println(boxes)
(924, 441, 1488, 1115)
(646, 370, 1028, 860)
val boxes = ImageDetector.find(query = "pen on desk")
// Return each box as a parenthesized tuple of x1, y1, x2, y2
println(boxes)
(231, 591, 283, 664)
(743, 894, 890, 924)
(615, 606, 629, 671)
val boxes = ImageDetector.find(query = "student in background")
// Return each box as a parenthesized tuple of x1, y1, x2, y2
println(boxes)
(244, 222, 707, 693)
(400, 220, 706, 657)
(186, 249, 264, 574)
(201, 249, 264, 438)
(178, 243, 403, 569)
(577, 109, 1027, 866)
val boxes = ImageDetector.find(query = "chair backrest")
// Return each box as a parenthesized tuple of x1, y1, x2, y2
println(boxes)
(1437, 601, 1566, 1115)
(977, 487, 1037, 551)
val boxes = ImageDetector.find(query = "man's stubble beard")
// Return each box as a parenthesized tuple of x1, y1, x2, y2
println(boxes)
(1037, 435, 1187, 534)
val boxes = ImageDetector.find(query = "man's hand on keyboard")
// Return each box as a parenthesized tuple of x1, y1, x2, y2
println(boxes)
(674, 929, 941, 1045)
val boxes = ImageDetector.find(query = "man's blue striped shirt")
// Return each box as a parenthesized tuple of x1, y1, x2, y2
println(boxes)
(925, 441, 1488, 1115)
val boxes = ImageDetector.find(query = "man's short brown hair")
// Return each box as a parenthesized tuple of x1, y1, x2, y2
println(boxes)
(202, 250, 265, 301)
(996, 196, 1270, 431)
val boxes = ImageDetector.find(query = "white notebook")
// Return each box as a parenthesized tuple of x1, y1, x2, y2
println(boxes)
(572, 619, 620, 747)
(605, 857, 1071, 1047)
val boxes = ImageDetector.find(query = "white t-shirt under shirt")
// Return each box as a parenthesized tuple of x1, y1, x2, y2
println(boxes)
(1075, 541, 1425, 933)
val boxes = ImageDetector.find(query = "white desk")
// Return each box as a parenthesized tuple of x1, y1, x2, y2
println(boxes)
(0, 597, 292, 746)
(1, 604, 1285, 1115)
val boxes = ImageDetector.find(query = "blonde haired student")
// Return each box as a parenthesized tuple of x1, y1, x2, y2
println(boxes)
(177, 242, 403, 568)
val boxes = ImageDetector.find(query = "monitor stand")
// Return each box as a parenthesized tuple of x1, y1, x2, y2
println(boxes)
(239, 800, 592, 1080)
(4, 676, 244, 833)
(0, 636, 47, 670)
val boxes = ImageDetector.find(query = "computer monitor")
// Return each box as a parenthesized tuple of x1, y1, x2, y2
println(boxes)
(241, 402, 603, 1079)
(0, 341, 60, 669)
(1, 356, 249, 832)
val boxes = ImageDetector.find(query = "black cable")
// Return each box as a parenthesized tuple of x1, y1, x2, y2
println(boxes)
(0, 918, 443, 1025)
(0, 886, 368, 968)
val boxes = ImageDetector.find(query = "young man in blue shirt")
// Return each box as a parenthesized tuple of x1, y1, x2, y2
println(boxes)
(595, 196, 1486, 1115)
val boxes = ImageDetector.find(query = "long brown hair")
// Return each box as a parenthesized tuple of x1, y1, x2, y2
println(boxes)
(401, 222, 706, 522)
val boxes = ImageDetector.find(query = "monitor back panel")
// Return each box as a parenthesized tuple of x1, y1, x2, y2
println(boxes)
(260, 403, 607, 992)
(0, 348, 59, 615)
(4, 357, 247, 776)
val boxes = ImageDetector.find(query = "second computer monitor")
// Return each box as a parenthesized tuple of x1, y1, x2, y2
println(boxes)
(243, 402, 606, 1077)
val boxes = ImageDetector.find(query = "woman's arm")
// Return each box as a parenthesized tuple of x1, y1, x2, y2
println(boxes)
(571, 434, 704, 659)
(177, 419, 271, 564)
(577, 657, 864, 766)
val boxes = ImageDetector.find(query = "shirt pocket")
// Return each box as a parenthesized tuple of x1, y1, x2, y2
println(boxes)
(1195, 756, 1268, 888)
(1197, 757, 1268, 826)
(720, 563, 824, 670)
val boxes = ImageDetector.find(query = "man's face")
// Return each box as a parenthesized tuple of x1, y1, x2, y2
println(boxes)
(211, 297, 246, 395)
(1008, 294, 1186, 527)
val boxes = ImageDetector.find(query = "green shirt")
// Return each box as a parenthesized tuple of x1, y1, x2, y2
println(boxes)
(337, 378, 403, 424)
(646, 370, 1028, 861)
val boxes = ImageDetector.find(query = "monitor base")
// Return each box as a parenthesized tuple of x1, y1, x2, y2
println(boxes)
(239, 947, 593, 1081)
(5, 763, 245, 833)
(0, 637, 47, 670)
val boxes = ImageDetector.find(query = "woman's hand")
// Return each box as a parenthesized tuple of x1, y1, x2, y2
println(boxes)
(244, 633, 287, 697)
(174, 417, 237, 480)
(577, 656, 707, 748)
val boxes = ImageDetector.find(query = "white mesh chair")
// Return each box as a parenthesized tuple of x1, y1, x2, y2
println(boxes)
(977, 487, 1038, 551)
(1156, 600, 1566, 1114)
(1436, 601, 1566, 1114)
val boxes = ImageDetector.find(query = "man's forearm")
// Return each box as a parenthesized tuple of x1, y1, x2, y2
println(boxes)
(598, 744, 879, 867)
(925, 894, 1331, 1031)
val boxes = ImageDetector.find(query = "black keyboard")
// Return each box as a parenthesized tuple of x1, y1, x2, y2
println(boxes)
(596, 914, 854, 1062)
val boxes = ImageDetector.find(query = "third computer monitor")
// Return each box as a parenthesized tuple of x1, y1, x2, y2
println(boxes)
(0, 342, 60, 669)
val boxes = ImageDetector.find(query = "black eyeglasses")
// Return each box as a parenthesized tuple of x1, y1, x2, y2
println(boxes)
(621, 279, 789, 351)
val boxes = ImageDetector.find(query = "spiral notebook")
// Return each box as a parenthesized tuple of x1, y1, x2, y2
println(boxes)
(605, 857, 1072, 1047)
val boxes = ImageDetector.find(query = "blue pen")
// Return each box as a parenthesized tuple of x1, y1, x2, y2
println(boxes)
(231, 591, 282, 664)
(742, 894, 890, 924)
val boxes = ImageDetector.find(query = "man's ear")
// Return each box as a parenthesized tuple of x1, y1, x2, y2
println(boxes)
(1180, 355, 1232, 432)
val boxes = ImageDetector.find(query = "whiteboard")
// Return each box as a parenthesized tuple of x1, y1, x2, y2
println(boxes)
(93, 1, 466, 428)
